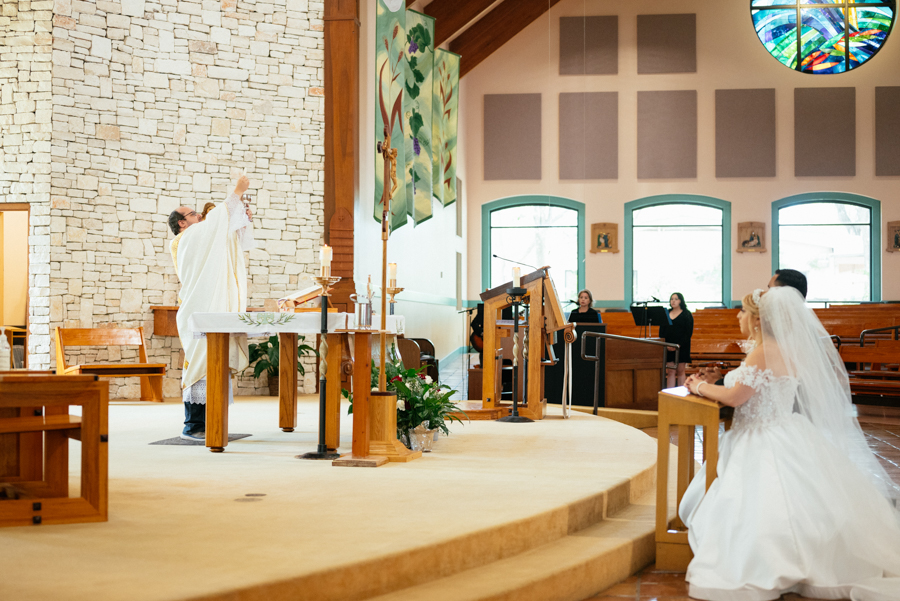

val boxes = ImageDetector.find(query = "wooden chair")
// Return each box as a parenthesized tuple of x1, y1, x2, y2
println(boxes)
(54, 327, 166, 402)
(409, 337, 439, 382)
(0, 373, 109, 527)
(396, 338, 422, 370)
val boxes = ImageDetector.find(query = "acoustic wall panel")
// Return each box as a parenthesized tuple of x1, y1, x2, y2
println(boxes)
(559, 92, 618, 180)
(715, 89, 776, 178)
(637, 90, 697, 179)
(637, 14, 696, 74)
(559, 16, 618, 75)
(484, 94, 542, 180)
(876, 87, 900, 176)
(795, 87, 855, 177)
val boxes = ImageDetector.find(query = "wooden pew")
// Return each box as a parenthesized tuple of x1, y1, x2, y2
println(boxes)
(840, 345, 900, 407)
(54, 327, 166, 402)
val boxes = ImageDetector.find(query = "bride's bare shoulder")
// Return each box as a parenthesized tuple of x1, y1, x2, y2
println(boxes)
(744, 344, 767, 370)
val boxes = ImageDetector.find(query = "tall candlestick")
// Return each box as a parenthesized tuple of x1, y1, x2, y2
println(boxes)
(512, 267, 521, 287)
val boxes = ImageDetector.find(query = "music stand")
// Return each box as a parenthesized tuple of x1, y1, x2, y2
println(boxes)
(630, 304, 671, 339)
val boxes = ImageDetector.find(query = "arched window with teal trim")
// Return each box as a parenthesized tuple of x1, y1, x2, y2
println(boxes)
(625, 195, 732, 309)
(482, 196, 585, 305)
(772, 193, 881, 304)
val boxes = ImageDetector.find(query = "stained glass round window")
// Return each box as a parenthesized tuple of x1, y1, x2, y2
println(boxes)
(752, 1, 895, 74)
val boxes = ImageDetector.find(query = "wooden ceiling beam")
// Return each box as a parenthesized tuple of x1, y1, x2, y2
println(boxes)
(423, 0, 498, 47)
(451, 0, 562, 78)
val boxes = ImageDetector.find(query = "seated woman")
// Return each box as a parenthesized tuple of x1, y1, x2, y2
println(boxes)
(568, 289, 601, 323)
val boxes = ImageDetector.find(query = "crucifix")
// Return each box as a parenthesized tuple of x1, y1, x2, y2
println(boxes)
(376, 126, 398, 391)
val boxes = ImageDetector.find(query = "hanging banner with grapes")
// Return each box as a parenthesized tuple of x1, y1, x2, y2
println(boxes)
(402, 10, 435, 225)
(432, 49, 460, 207)
(374, 0, 408, 231)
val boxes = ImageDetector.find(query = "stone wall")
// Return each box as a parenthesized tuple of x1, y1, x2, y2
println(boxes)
(1, 1, 54, 367)
(6, 0, 325, 396)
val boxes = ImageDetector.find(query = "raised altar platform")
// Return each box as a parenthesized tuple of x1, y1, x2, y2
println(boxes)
(0, 396, 675, 601)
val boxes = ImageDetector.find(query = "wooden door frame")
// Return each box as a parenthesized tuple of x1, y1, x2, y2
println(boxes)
(0, 203, 31, 368)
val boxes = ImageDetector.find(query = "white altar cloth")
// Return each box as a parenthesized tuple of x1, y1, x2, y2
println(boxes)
(188, 312, 405, 338)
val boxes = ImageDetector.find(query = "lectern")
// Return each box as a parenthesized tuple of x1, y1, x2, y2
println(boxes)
(479, 268, 574, 420)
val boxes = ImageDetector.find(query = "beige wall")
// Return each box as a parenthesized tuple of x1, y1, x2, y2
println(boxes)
(2, 211, 29, 325)
(357, 1, 468, 361)
(461, 0, 900, 304)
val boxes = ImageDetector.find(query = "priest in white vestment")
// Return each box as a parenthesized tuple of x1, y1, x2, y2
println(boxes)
(168, 175, 256, 440)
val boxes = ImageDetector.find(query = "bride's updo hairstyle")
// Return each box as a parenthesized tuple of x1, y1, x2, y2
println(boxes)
(740, 290, 763, 319)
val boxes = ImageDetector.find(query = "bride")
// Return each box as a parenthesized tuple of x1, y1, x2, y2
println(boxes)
(679, 286, 900, 601)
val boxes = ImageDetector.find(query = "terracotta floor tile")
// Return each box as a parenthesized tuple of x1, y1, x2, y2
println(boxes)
(638, 596, 693, 601)
(602, 581, 638, 596)
(639, 572, 688, 584)
(639, 582, 690, 597)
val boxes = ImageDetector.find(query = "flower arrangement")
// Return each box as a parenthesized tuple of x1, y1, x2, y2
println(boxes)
(343, 349, 466, 447)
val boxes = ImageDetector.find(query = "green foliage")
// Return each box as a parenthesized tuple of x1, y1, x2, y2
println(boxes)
(344, 349, 467, 440)
(246, 335, 316, 380)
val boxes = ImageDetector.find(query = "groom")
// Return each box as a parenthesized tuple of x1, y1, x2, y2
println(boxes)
(698, 269, 809, 386)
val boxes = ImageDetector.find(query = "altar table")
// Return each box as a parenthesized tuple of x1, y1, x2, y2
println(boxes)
(188, 312, 404, 453)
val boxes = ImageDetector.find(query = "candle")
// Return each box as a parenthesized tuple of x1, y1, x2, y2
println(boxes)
(388, 263, 397, 288)
(320, 244, 332, 276)
(512, 267, 521, 287)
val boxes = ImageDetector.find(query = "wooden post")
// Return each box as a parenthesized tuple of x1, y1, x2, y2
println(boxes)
(278, 332, 299, 432)
(205, 333, 230, 453)
(333, 330, 388, 467)
(324, 0, 359, 314)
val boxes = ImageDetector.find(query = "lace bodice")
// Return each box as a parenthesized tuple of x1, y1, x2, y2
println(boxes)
(724, 363, 798, 430)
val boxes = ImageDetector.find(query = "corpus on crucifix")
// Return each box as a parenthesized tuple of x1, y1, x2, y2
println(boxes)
(376, 126, 399, 389)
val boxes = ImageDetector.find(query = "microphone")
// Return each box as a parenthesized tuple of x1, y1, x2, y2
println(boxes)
(492, 254, 538, 270)
(651, 296, 661, 302)
(564, 299, 579, 305)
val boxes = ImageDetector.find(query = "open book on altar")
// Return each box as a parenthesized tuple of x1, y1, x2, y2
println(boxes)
(277, 284, 328, 312)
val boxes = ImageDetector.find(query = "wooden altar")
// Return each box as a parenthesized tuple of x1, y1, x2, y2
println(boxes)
(479, 268, 574, 420)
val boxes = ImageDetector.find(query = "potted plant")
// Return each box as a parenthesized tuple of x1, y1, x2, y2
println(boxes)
(344, 351, 466, 451)
(246, 335, 316, 396)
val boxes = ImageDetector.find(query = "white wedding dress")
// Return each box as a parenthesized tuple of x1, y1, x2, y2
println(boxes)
(679, 362, 900, 601)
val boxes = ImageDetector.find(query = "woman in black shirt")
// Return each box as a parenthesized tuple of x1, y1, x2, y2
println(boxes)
(659, 292, 692, 387)
(569, 289, 601, 323)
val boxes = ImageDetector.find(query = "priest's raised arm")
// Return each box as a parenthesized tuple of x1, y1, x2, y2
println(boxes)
(167, 174, 256, 441)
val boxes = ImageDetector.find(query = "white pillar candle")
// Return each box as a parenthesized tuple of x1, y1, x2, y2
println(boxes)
(388, 263, 397, 288)
(320, 245, 332, 275)
(512, 267, 521, 287)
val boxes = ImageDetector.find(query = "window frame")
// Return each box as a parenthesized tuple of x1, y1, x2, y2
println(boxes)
(625, 195, 732, 308)
(771, 192, 882, 303)
(481, 195, 585, 296)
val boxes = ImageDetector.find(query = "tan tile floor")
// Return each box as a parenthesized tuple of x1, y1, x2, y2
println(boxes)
(581, 418, 900, 601)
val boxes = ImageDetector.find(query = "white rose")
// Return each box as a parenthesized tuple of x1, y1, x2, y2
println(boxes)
(425, 376, 433, 385)
(396, 400, 405, 411)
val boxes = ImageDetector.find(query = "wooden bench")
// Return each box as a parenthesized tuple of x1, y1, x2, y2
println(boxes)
(54, 327, 166, 402)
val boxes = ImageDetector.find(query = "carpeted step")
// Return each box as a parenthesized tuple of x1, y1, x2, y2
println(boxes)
(364, 488, 664, 601)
